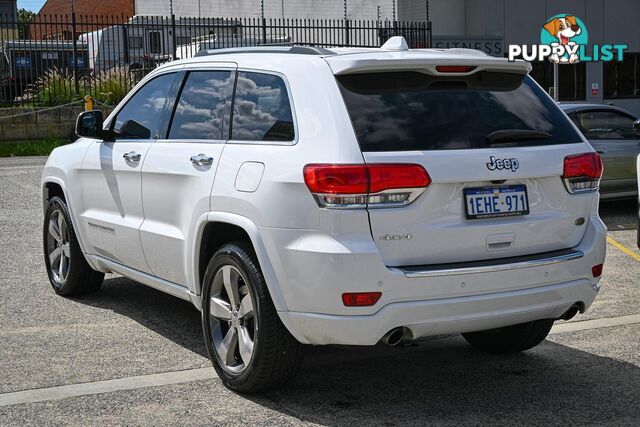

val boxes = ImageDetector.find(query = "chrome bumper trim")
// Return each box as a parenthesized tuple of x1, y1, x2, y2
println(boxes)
(395, 249, 584, 278)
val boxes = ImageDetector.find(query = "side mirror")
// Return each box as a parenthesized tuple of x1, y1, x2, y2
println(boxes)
(75, 110, 104, 138)
(634, 118, 640, 136)
(76, 110, 117, 141)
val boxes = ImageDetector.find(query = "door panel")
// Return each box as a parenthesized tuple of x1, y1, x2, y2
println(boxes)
(139, 142, 225, 285)
(78, 72, 178, 272)
(140, 67, 235, 287)
(79, 141, 153, 272)
(589, 139, 639, 194)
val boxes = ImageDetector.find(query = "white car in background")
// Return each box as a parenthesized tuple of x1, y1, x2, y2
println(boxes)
(41, 38, 607, 393)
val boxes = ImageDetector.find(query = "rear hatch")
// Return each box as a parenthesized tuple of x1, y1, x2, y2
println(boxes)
(332, 56, 596, 267)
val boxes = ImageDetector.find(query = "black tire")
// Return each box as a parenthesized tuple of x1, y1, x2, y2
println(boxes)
(462, 319, 554, 354)
(201, 242, 304, 393)
(43, 196, 104, 296)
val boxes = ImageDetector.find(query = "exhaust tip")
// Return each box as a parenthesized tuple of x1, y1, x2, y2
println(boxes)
(380, 327, 404, 346)
(561, 304, 580, 321)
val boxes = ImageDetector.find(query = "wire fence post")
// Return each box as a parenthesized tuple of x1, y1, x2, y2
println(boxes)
(71, 12, 80, 96)
(345, 19, 350, 46)
(261, 17, 267, 45)
(171, 14, 177, 59)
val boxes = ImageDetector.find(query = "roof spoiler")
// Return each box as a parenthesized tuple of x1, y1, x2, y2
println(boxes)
(328, 56, 531, 76)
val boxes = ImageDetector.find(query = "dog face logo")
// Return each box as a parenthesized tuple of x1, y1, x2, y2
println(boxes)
(541, 14, 588, 64)
(544, 16, 581, 46)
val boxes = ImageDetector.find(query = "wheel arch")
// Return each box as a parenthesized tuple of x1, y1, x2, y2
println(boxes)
(42, 177, 67, 213)
(41, 176, 101, 271)
(192, 212, 287, 311)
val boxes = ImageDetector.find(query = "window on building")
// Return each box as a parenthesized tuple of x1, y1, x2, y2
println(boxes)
(571, 110, 638, 140)
(604, 53, 640, 98)
(113, 73, 176, 139)
(147, 31, 162, 54)
(176, 36, 192, 46)
(168, 71, 234, 140)
(128, 36, 143, 49)
(529, 61, 586, 101)
(231, 72, 295, 142)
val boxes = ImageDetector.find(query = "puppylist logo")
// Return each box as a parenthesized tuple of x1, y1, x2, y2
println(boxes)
(508, 14, 627, 63)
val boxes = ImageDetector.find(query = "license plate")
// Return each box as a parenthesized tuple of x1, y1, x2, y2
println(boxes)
(464, 185, 529, 219)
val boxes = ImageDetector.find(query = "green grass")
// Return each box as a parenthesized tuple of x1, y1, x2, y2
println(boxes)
(0, 139, 69, 157)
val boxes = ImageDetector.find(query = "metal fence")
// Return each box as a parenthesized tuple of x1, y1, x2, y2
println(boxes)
(0, 14, 431, 107)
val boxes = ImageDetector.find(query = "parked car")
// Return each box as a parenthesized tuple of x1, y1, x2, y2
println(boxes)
(42, 38, 606, 393)
(559, 104, 640, 199)
(637, 153, 640, 248)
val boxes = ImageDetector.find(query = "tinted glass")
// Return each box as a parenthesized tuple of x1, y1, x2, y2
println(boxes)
(604, 53, 640, 98)
(337, 72, 582, 152)
(529, 61, 585, 101)
(114, 73, 175, 139)
(231, 72, 294, 142)
(169, 70, 233, 140)
(574, 110, 637, 140)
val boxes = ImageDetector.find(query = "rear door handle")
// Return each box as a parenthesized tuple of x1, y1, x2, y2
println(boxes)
(123, 151, 141, 162)
(596, 150, 606, 154)
(190, 154, 214, 166)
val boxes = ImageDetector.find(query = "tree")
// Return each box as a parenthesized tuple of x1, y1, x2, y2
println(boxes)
(17, 8, 36, 39)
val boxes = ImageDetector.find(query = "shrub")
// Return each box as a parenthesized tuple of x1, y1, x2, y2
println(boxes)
(24, 67, 81, 107)
(25, 66, 140, 107)
(87, 66, 138, 106)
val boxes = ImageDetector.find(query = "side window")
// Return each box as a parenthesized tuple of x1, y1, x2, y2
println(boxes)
(113, 73, 176, 139)
(231, 72, 295, 142)
(576, 110, 637, 140)
(168, 70, 234, 140)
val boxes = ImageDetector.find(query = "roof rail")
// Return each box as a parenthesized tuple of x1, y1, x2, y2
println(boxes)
(194, 45, 335, 57)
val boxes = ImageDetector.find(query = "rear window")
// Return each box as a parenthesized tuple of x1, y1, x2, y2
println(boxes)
(336, 71, 582, 151)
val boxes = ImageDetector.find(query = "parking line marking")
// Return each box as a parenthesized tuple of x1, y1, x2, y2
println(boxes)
(1, 313, 639, 407)
(550, 313, 640, 334)
(607, 236, 640, 261)
(0, 368, 216, 407)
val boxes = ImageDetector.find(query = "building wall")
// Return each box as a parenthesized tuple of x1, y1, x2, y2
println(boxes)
(419, 0, 640, 115)
(37, 0, 134, 18)
(0, 0, 16, 19)
(136, 0, 398, 21)
(32, 0, 134, 39)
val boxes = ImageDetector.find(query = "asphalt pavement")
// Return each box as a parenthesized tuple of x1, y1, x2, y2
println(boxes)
(0, 156, 639, 426)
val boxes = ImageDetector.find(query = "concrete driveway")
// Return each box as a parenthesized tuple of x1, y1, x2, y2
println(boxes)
(1, 156, 639, 425)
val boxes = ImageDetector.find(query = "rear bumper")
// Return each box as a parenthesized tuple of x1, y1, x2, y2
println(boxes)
(262, 215, 606, 345)
(279, 279, 597, 345)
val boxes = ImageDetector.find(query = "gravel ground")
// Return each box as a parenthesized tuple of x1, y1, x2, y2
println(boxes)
(0, 156, 638, 426)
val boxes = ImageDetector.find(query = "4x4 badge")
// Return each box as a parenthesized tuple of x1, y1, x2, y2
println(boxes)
(486, 156, 520, 172)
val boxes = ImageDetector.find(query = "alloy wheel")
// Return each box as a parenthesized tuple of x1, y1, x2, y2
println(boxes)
(208, 265, 256, 374)
(46, 210, 71, 284)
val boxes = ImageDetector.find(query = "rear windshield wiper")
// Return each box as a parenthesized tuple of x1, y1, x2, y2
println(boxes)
(486, 129, 551, 145)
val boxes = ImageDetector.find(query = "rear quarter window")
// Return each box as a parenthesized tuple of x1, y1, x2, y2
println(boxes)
(231, 72, 295, 142)
(337, 71, 583, 151)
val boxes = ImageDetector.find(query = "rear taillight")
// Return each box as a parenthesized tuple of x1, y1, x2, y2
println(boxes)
(592, 263, 604, 278)
(303, 164, 430, 209)
(342, 292, 382, 307)
(562, 153, 603, 194)
(435, 65, 477, 73)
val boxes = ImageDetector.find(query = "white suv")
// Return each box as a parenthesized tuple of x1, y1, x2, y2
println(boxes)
(42, 38, 607, 393)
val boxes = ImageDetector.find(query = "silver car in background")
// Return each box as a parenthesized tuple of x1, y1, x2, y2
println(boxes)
(560, 104, 640, 199)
